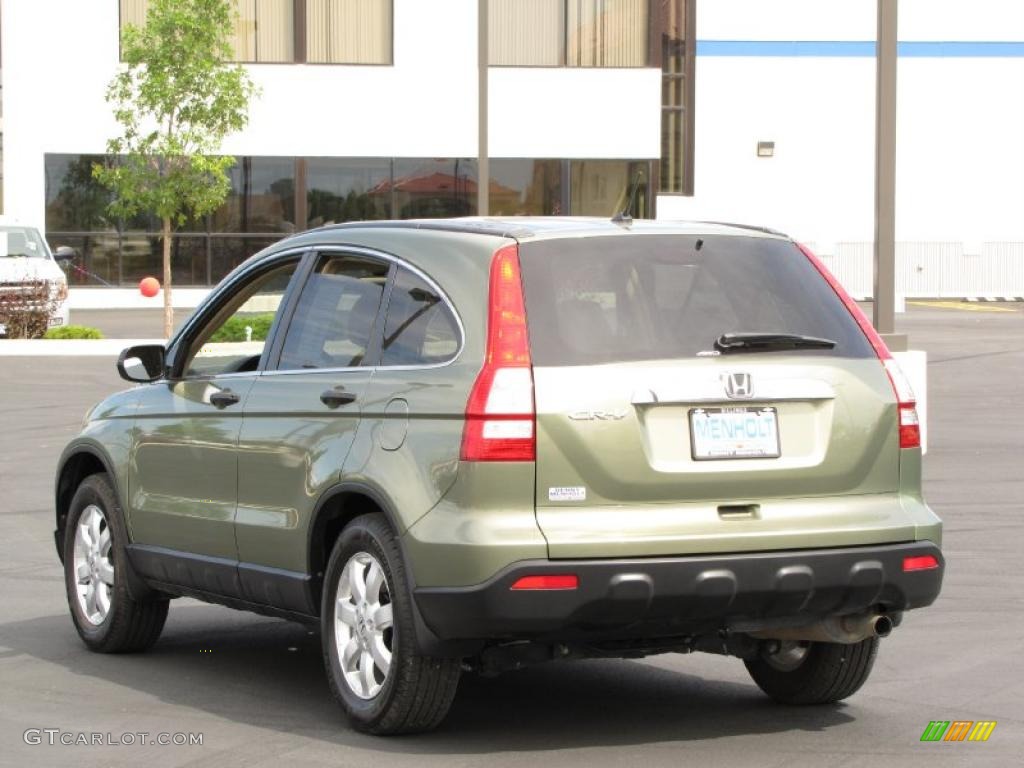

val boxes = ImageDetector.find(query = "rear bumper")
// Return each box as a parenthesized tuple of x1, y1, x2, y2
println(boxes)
(413, 541, 943, 642)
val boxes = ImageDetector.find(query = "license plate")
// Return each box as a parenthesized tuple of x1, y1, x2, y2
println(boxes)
(48, 317, 64, 327)
(689, 407, 781, 460)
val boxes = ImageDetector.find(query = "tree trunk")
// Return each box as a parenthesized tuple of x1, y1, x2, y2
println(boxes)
(162, 216, 174, 339)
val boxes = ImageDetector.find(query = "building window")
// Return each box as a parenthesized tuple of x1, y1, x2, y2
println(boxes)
(120, 1, 392, 65)
(213, 156, 297, 234)
(45, 154, 653, 286)
(306, 0, 392, 64)
(233, 0, 295, 63)
(655, 0, 694, 195)
(121, 0, 294, 62)
(306, 157, 392, 226)
(489, 160, 565, 216)
(570, 160, 651, 217)
(489, 0, 564, 66)
(490, 0, 649, 67)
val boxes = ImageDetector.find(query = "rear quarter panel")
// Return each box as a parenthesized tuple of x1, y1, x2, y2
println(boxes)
(323, 228, 508, 534)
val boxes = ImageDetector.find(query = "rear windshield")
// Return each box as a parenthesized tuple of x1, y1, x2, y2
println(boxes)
(519, 234, 873, 366)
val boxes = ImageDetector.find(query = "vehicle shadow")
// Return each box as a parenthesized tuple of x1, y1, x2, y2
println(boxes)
(0, 605, 856, 754)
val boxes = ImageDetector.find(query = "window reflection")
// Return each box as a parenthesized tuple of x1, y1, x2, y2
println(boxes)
(213, 157, 297, 234)
(306, 158, 391, 227)
(44, 155, 116, 233)
(388, 159, 478, 219)
(489, 159, 564, 216)
(44, 154, 654, 286)
(570, 160, 650, 217)
(211, 237, 281, 283)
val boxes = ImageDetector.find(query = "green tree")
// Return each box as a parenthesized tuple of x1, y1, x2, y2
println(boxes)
(94, 0, 256, 338)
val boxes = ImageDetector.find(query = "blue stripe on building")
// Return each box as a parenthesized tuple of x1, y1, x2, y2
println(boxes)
(696, 40, 1024, 58)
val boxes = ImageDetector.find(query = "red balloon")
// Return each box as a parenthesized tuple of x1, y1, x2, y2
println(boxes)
(139, 277, 161, 298)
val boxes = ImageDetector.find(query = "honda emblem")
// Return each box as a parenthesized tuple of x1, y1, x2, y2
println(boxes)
(723, 372, 754, 399)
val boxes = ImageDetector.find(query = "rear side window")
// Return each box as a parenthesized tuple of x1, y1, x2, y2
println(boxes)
(381, 268, 460, 366)
(519, 235, 874, 366)
(278, 254, 389, 370)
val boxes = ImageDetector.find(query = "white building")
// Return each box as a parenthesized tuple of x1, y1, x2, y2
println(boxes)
(1, 0, 1022, 295)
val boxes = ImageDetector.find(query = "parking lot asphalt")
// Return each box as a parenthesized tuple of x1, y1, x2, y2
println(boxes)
(1, 303, 1022, 767)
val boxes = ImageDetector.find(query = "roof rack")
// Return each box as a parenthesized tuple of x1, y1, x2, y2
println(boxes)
(317, 219, 534, 240)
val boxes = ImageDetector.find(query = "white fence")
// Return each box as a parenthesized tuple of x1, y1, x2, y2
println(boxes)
(816, 242, 1024, 300)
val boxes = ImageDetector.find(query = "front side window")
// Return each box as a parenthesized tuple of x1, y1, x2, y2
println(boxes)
(183, 259, 300, 378)
(381, 269, 460, 366)
(277, 254, 389, 370)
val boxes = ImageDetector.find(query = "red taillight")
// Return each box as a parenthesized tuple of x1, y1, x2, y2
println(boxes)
(510, 574, 578, 590)
(460, 244, 536, 462)
(797, 242, 921, 450)
(903, 554, 939, 572)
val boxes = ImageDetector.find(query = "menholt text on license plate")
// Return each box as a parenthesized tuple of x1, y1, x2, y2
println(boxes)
(689, 406, 781, 460)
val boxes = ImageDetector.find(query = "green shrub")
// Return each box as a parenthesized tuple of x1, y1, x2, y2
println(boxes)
(208, 313, 275, 343)
(43, 325, 105, 340)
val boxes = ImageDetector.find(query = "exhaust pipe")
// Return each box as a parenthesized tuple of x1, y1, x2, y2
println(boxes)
(751, 613, 894, 645)
(873, 614, 894, 638)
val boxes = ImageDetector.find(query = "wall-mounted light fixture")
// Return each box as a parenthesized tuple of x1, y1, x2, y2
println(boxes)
(757, 141, 775, 158)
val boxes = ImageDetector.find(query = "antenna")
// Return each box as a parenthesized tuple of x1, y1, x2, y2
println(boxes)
(611, 169, 646, 227)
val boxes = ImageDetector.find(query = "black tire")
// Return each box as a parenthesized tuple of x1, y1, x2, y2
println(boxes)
(63, 474, 169, 653)
(322, 513, 460, 735)
(744, 637, 879, 704)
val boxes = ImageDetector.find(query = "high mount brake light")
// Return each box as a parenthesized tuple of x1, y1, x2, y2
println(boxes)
(797, 242, 920, 449)
(460, 244, 536, 462)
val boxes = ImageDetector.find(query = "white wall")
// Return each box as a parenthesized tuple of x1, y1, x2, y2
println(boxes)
(659, 0, 1024, 256)
(4, 0, 1023, 272)
(0, 0, 660, 229)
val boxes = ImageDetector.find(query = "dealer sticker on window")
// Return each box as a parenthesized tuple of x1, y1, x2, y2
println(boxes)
(548, 487, 586, 502)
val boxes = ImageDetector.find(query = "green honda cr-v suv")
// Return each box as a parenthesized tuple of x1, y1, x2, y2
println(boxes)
(55, 218, 944, 734)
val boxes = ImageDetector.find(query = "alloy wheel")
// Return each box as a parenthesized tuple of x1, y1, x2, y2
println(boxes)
(334, 551, 394, 699)
(72, 504, 114, 626)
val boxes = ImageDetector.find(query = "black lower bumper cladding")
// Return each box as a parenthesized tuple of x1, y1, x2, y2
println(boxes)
(414, 541, 944, 642)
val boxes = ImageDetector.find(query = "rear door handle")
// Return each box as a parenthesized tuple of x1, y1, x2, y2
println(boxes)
(209, 389, 241, 409)
(320, 387, 357, 409)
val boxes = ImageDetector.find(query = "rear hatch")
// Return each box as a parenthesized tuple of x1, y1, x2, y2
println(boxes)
(519, 232, 913, 558)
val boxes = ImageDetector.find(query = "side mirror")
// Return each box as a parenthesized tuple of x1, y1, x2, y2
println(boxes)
(53, 245, 77, 262)
(117, 344, 166, 383)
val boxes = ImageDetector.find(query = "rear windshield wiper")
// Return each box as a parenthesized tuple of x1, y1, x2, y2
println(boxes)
(714, 332, 837, 353)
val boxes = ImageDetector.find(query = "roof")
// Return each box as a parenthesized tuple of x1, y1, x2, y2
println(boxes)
(315, 216, 791, 242)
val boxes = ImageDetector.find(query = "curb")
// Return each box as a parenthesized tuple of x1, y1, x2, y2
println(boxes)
(0, 339, 162, 356)
(69, 288, 211, 310)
